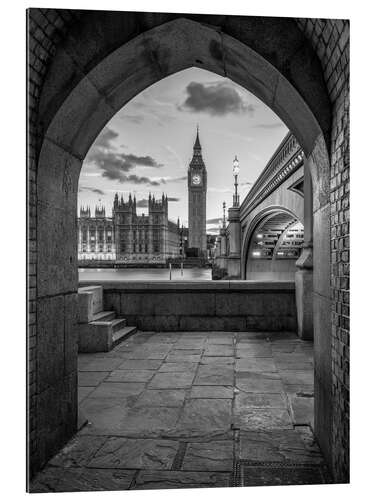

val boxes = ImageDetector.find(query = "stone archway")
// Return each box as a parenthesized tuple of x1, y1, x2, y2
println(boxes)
(33, 16, 333, 477)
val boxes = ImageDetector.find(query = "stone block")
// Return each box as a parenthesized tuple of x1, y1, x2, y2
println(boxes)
(78, 322, 112, 353)
(78, 286, 103, 323)
(182, 441, 233, 471)
(313, 204, 331, 298)
(37, 295, 65, 392)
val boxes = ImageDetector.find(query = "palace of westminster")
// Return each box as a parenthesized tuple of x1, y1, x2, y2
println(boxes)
(77, 129, 208, 264)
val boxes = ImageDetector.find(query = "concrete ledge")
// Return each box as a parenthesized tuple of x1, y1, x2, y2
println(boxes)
(78, 281, 298, 332)
(79, 280, 295, 292)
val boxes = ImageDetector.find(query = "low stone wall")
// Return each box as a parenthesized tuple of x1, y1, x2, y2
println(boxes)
(79, 281, 297, 332)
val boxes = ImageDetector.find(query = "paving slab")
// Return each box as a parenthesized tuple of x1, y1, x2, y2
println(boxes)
(30, 467, 136, 493)
(234, 392, 287, 409)
(78, 386, 95, 403)
(149, 371, 196, 389)
(112, 406, 181, 436)
(236, 371, 284, 393)
(200, 356, 234, 365)
(190, 386, 233, 399)
(204, 345, 234, 357)
(234, 407, 293, 430)
(287, 393, 314, 425)
(78, 357, 124, 372)
(166, 353, 202, 362)
(158, 362, 198, 372)
(106, 369, 155, 383)
(176, 399, 232, 433)
(48, 435, 107, 467)
(118, 359, 163, 370)
(88, 382, 145, 399)
(78, 371, 110, 387)
(236, 345, 272, 357)
(132, 470, 230, 489)
(79, 398, 135, 432)
(235, 358, 277, 372)
(88, 437, 179, 470)
(279, 369, 314, 386)
(239, 430, 324, 463)
(134, 389, 186, 408)
(194, 365, 234, 386)
(182, 440, 233, 471)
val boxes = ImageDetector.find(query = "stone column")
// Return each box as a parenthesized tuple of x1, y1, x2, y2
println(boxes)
(227, 206, 241, 279)
(295, 166, 314, 340)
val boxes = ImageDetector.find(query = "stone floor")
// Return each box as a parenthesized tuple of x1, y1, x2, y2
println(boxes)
(31, 330, 327, 492)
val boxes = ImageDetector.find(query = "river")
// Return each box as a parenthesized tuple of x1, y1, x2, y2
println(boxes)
(78, 267, 212, 281)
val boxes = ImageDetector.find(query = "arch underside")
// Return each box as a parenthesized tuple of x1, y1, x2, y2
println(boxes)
(245, 210, 304, 280)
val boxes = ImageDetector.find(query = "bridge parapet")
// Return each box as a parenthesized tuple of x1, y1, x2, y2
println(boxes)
(241, 132, 304, 218)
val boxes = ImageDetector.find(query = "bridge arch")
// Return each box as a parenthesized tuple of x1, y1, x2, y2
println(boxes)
(32, 13, 334, 477)
(241, 206, 304, 280)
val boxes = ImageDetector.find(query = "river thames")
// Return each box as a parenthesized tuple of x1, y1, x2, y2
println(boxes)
(78, 267, 212, 281)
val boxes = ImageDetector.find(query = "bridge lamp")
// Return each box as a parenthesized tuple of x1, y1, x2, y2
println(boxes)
(232, 156, 240, 207)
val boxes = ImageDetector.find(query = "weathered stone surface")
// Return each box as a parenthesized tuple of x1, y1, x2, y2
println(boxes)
(190, 386, 233, 399)
(158, 362, 198, 372)
(274, 354, 313, 370)
(182, 441, 233, 471)
(288, 393, 314, 425)
(235, 392, 287, 409)
(106, 369, 155, 383)
(118, 359, 163, 370)
(78, 371, 109, 387)
(108, 406, 181, 436)
(194, 365, 234, 386)
(279, 369, 314, 386)
(240, 430, 324, 463)
(88, 437, 179, 469)
(235, 371, 284, 393)
(132, 470, 230, 489)
(236, 344, 272, 358)
(165, 353, 202, 363)
(135, 389, 186, 408)
(30, 467, 136, 492)
(200, 356, 234, 365)
(176, 399, 232, 432)
(88, 382, 145, 399)
(234, 407, 293, 430)
(48, 435, 107, 467)
(78, 357, 124, 372)
(204, 345, 234, 357)
(78, 386, 95, 403)
(149, 371, 196, 389)
(235, 358, 277, 372)
(80, 398, 135, 433)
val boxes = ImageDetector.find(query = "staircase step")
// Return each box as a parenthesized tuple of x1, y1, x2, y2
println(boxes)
(111, 318, 127, 332)
(112, 326, 137, 347)
(92, 310, 116, 322)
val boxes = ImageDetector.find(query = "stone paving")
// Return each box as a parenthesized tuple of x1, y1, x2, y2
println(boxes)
(31, 330, 324, 492)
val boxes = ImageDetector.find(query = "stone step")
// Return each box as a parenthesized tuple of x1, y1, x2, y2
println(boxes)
(92, 310, 116, 322)
(78, 317, 128, 353)
(78, 285, 104, 323)
(112, 326, 137, 347)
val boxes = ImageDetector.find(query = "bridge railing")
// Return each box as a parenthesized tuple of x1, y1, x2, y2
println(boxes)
(241, 132, 304, 217)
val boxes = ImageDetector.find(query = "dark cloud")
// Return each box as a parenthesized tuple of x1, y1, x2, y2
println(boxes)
(86, 146, 163, 184)
(136, 198, 149, 208)
(207, 217, 222, 224)
(241, 181, 254, 187)
(79, 186, 105, 195)
(94, 127, 119, 149)
(179, 81, 255, 116)
(168, 197, 180, 202)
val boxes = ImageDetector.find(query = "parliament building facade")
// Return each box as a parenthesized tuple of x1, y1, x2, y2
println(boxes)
(77, 194, 180, 264)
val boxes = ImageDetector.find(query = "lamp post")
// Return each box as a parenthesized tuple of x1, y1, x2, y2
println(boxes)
(232, 156, 240, 207)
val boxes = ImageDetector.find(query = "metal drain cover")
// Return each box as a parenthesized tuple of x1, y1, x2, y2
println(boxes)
(233, 461, 332, 487)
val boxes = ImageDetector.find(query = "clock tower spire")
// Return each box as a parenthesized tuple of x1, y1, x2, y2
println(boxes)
(188, 126, 207, 255)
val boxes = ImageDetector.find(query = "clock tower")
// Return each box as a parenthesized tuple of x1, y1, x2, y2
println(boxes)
(188, 128, 207, 254)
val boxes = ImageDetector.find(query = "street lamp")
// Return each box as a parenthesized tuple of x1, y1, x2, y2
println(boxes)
(233, 156, 240, 207)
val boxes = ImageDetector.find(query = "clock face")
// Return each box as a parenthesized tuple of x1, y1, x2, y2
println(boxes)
(192, 174, 201, 185)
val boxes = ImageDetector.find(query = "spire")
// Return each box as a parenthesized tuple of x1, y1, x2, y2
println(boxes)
(194, 124, 201, 151)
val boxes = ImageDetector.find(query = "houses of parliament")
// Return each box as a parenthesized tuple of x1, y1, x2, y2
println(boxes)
(77, 129, 208, 264)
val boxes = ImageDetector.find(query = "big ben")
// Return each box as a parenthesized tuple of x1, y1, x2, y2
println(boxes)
(188, 127, 207, 254)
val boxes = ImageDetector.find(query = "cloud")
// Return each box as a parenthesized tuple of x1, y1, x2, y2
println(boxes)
(240, 181, 254, 187)
(179, 81, 255, 116)
(94, 127, 119, 149)
(122, 114, 144, 124)
(79, 186, 105, 195)
(207, 226, 221, 234)
(168, 197, 180, 202)
(207, 217, 222, 224)
(208, 187, 232, 194)
(86, 147, 163, 184)
(255, 123, 284, 129)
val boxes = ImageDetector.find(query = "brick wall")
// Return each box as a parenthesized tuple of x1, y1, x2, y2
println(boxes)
(27, 8, 80, 477)
(296, 18, 350, 481)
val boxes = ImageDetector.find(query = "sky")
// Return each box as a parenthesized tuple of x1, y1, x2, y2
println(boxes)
(78, 67, 288, 234)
